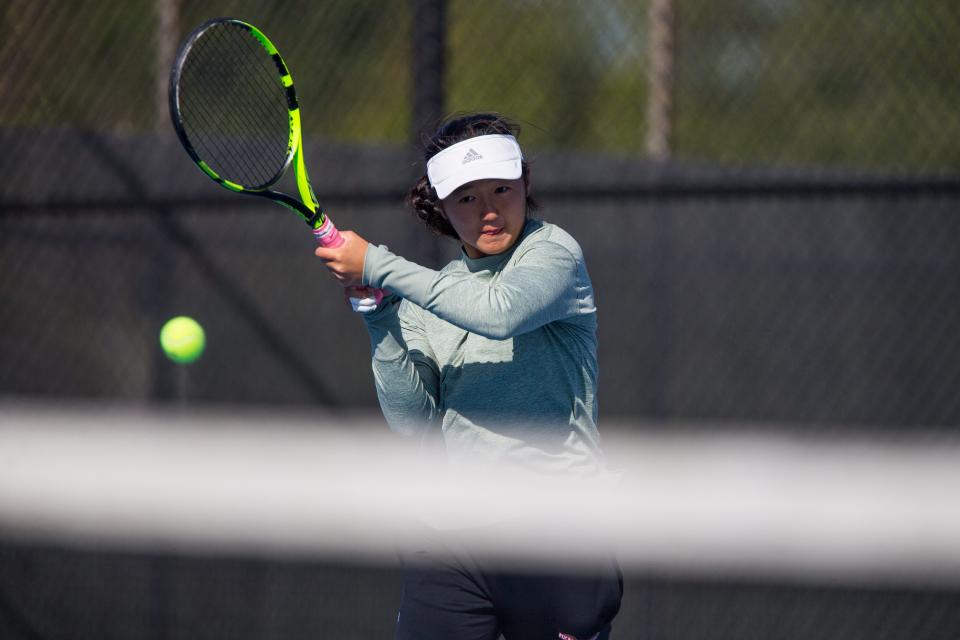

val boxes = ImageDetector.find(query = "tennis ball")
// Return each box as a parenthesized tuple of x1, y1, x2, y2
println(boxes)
(159, 316, 206, 364)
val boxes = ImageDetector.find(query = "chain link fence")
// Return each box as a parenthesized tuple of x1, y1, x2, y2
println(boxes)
(3, 1, 960, 639)
(2, 0, 959, 423)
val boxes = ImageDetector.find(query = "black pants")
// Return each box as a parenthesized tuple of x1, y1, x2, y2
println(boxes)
(395, 540, 622, 640)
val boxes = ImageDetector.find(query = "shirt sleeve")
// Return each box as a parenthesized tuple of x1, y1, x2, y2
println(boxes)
(362, 240, 587, 340)
(361, 296, 441, 437)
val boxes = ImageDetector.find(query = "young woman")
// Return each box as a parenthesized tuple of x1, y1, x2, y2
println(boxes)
(315, 113, 621, 640)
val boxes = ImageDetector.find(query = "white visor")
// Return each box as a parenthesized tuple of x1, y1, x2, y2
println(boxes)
(426, 134, 524, 200)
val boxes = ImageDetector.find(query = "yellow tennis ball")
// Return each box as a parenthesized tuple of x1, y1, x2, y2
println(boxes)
(160, 316, 206, 364)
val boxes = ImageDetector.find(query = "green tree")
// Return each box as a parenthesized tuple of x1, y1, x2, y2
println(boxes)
(674, 0, 960, 172)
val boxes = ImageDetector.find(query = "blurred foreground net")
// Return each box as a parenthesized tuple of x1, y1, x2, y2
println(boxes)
(2, 404, 960, 639)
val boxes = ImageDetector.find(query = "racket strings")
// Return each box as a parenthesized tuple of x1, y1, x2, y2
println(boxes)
(187, 51, 281, 184)
(196, 31, 288, 164)
(177, 22, 292, 189)
(181, 72, 268, 184)
(189, 27, 289, 179)
(180, 64, 281, 187)
(184, 28, 287, 185)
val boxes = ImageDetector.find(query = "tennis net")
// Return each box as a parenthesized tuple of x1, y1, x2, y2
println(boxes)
(2, 402, 960, 639)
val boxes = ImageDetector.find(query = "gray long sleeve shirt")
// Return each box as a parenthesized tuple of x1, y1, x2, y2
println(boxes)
(361, 218, 607, 478)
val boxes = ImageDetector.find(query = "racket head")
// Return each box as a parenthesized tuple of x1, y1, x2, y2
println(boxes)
(169, 18, 300, 193)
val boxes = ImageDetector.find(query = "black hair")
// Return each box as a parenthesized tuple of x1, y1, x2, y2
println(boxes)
(407, 112, 538, 239)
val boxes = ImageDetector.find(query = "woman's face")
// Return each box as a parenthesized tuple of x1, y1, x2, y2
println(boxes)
(440, 177, 528, 259)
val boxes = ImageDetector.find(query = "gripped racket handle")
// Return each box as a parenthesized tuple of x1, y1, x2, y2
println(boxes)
(313, 217, 385, 309)
(312, 216, 344, 248)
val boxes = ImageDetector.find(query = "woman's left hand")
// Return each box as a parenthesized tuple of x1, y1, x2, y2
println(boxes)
(314, 230, 369, 287)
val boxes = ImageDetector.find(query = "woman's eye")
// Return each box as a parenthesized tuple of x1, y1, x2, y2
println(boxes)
(495, 185, 511, 194)
(459, 195, 476, 204)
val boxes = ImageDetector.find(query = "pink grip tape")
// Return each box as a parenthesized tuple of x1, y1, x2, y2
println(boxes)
(313, 217, 344, 247)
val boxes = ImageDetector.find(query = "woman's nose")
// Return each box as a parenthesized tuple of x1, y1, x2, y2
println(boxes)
(480, 197, 499, 216)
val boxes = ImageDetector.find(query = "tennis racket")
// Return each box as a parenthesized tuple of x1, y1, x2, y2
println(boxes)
(169, 17, 382, 307)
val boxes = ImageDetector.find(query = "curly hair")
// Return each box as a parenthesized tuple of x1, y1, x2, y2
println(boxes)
(407, 112, 538, 239)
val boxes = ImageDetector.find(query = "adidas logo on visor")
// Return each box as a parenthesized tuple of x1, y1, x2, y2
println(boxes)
(462, 149, 483, 164)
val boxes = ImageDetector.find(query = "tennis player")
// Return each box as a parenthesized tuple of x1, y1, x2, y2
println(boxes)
(315, 112, 621, 640)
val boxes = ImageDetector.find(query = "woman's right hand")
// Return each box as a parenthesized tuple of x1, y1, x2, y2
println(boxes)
(315, 230, 369, 287)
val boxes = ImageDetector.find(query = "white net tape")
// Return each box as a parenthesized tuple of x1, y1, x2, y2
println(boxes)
(2, 403, 960, 587)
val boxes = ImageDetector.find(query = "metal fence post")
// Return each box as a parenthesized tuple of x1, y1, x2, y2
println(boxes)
(410, 0, 446, 142)
(154, 0, 180, 133)
(646, 0, 675, 160)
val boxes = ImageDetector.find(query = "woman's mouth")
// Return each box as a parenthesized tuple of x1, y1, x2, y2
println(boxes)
(481, 227, 502, 236)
